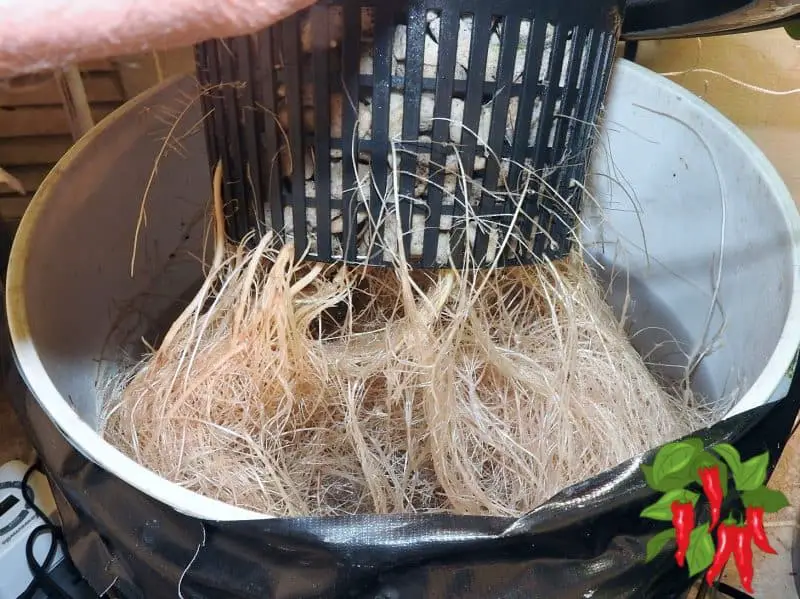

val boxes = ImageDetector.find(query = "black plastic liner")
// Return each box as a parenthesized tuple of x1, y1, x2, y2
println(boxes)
(3, 310, 799, 599)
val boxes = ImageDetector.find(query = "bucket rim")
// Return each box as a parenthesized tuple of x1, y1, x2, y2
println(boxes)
(6, 59, 800, 522)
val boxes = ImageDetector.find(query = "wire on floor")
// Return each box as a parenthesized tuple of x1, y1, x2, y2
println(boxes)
(17, 460, 72, 599)
(696, 580, 756, 599)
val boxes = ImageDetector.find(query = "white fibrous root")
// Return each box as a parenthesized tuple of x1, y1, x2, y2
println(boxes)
(101, 228, 717, 517)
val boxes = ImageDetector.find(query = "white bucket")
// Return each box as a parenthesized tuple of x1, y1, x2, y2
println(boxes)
(7, 59, 800, 523)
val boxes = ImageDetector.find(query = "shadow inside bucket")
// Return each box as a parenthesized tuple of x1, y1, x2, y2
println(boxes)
(591, 253, 717, 405)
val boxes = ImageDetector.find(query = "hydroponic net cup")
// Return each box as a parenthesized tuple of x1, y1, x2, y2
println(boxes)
(195, 0, 624, 268)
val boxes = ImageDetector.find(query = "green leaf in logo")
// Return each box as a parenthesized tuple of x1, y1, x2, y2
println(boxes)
(641, 464, 658, 489)
(646, 528, 676, 563)
(642, 463, 694, 493)
(686, 524, 715, 577)
(713, 444, 743, 484)
(742, 487, 790, 513)
(653, 442, 699, 488)
(640, 489, 700, 522)
(737, 452, 769, 492)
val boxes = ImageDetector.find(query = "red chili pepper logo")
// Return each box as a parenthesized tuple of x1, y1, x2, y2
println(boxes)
(705, 521, 734, 587)
(746, 506, 777, 555)
(698, 466, 723, 529)
(671, 501, 694, 567)
(641, 439, 790, 594)
(672, 501, 694, 568)
(731, 523, 755, 593)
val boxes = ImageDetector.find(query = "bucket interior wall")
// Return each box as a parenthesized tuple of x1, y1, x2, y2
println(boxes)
(586, 64, 798, 413)
(11, 77, 212, 427)
(7, 60, 799, 519)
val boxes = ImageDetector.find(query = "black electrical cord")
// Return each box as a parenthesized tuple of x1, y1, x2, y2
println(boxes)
(715, 582, 756, 599)
(696, 580, 756, 599)
(17, 460, 72, 599)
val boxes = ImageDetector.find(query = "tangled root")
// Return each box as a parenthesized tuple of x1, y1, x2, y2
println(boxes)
(102, 231, 714, 517)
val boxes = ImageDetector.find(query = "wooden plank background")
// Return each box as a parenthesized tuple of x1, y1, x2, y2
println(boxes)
(0, 51, 197, 228)
(0, 72, 124, 107)
(0, 136, 73, 166)
(0, 61, 128, 228)
(0, 103, 120, 138)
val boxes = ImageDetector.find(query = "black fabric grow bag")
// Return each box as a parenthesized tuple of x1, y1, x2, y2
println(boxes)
(2, 285, 798, 599)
